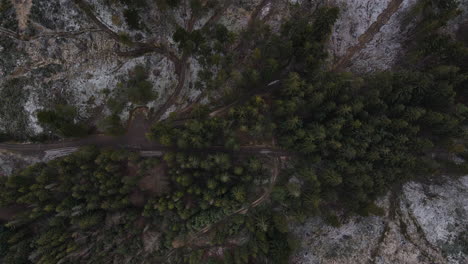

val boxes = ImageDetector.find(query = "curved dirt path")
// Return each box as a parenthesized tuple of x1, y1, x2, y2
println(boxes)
(150, 55, 189, 122)
(332, 0, 404, 71)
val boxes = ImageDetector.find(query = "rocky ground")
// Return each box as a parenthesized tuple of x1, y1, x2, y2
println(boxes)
(2, 0, 466, 138)
(291, 176, 468, 264)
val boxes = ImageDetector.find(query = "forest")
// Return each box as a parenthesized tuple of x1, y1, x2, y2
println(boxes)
(0, 0, 467, 263)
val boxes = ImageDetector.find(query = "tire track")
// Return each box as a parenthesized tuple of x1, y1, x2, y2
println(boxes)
(332, 0, 404, 71)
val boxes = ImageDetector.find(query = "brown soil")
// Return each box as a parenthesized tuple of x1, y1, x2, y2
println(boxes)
(457, 21, 468, 44)
(0, 205, 27, 222)
(125, 108, 152, 147)
(138, 162, 170, 196)
(11, 0, 32, 31)
(129, 190, 146, 207)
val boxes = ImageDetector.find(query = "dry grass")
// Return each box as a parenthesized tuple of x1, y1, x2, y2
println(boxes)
(10, 0, 33, 31)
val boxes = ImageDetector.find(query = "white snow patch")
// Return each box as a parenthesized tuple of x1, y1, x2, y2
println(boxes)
(350, 0, 419, 72)
(329, 0, 392, 58)
(43, 147, 79, 161)
(292, 213, 385, 263)
(328, 0, 424, 72)
(90, 0, 133, 35)
(260, 2, 271, 19)
(68, 56, 152, 117)
(0, 151, 40, 176)
(161, 104, 177, 120)
(293, 176, 468, 263)
(23, 86, 44, 134)
(403, 176, 468, 246)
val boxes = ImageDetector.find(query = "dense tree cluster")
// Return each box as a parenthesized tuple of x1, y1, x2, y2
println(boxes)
(101, 65, 157, 135)
(150, 1, 468, 218)
(37, 104, 88, 138)
(184, 207, 294, 264)
(109, 65, 157, 107)
(0, 147, 143, 263)
(142, 152, 267, 251)
(0, 147, 278, 263)
(150, 114, 240, 149)
(270, 67, 468, 210)
(173, 21, 237, 92)
(151, 96, 275, 148)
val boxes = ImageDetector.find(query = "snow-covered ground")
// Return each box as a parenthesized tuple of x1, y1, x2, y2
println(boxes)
(292, 176, 468, 264)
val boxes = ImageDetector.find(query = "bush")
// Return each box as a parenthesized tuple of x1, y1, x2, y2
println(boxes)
(37, 105, 88, 137)
(124, 8, 142, 30)
(99, 114, 125, 136)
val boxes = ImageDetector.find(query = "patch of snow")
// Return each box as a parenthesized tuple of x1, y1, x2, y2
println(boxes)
(43, 147, 79, 161)
(350, 0, 419, 72)
(293, 176, 468, 263)
(291, 213, 385, 263)
(23, 86, 44, 134)
(329, 0, 392, 59)
(460, 176, 468, 189)
(0, 151, 40, 176)
(161, 104, 177, 120)
(446, 0, 468, 35)
(221, 7, 250, 33)
(260, 2, 271, 19)
(91, 0, 132, 35)
(403, 177, 468, 247)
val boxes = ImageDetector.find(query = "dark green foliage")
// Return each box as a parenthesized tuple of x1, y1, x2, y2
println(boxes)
(118, 32, 134, 46)
(115, 0, 147, 31)
(119, 0, 146, 7)
(358, 202, 385, 217)
(173, 22, 236, 92)
(150, 114, 238, 149)
(99, 114, 126, 136)
(125, 65, 157, 105)
(325, 213, 341, 227)
(37, 105, 88, 137)
(150, 96, 275, 148)
(411, 0, 462, 34)
(143, 153, 264, 232)
(0, 226, 11, 257)
(123, 8, 142, 30)
(156, 0, 181, 9)
(102, 65, 156, 135)
(109, 65, 157, 108)
(0, 147, 144, 263)
(271, 67, 468, 209)
(282, 7, 339, 75)
(173, 27, 206, 55)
